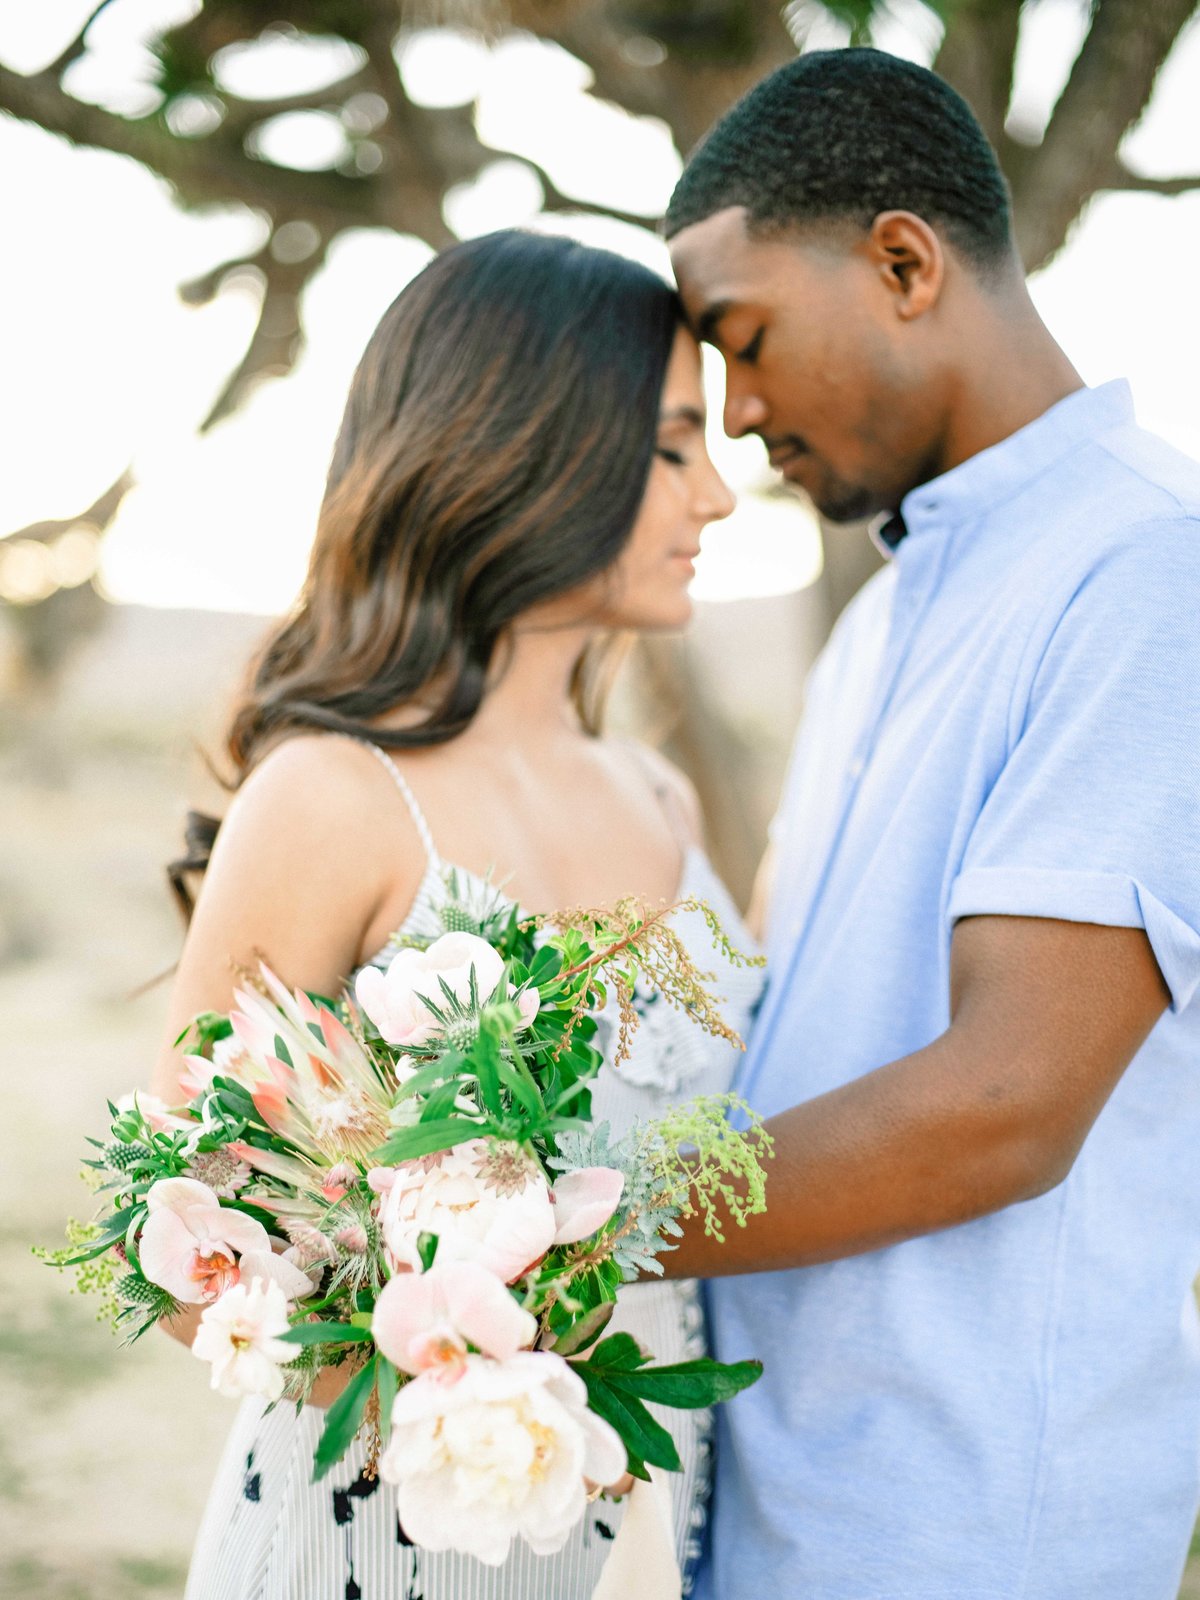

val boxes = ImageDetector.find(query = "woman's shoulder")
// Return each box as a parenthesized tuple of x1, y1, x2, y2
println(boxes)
(218, 732, 419, 876)
(604, 737, 704, 848)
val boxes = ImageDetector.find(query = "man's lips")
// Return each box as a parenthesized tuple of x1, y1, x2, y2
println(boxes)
(765, 439, 807, 469)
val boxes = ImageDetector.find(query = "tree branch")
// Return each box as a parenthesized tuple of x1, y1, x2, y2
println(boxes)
(0, 62, 383, 234)
(200, 237, 330, 429)
(932, 0, 1024, 159)
(1012, 0, 1200, 271)
(1102, 161, 1200, 197)
(217, 66, 374, 140)
(40, 0, 121, 81)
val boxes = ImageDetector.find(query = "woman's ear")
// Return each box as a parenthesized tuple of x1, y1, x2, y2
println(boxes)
(868, 210, 944, 320)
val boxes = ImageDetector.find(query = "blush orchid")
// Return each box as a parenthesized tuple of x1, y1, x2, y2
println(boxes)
(372, 1259, 537, 1381)
(138, 1177, 312, 1306)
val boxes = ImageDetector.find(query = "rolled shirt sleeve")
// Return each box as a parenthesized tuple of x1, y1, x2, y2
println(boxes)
(948, 520, 1200, 1011)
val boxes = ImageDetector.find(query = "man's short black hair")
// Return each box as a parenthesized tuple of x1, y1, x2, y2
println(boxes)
(665, 47, 1014, 271)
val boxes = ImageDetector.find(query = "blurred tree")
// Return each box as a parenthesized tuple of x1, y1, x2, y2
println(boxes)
(1, 0, 1196, 883)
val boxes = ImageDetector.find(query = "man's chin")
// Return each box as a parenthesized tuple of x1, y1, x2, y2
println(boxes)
(814, 490, 879, 525)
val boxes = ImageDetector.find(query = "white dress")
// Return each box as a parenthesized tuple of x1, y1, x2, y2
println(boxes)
(185, 742, 764, 1600)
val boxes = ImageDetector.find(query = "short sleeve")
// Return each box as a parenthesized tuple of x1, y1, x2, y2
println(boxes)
(947, 520, 1200, 1012)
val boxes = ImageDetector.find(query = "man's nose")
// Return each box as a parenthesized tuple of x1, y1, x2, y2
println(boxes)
(723, 385, 769, 440)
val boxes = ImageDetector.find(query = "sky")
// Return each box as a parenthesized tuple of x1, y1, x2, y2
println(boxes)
(1, 0, 1198, 614)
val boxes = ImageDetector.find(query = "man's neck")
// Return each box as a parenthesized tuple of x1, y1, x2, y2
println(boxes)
(936, 294, 1084, 477)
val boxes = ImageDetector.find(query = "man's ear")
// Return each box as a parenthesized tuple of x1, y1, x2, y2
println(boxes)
(868, 211, 944, 319)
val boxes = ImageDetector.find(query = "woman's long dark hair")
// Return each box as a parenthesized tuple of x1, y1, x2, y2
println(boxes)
(168, 230, 680, 918)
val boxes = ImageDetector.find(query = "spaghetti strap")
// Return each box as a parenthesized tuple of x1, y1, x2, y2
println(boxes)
(358, 740, 442, 869)
(620, 739, 695, 855)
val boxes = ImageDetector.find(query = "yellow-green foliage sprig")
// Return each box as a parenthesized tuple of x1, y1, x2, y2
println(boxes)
(644, 1095, 774, 1243)
(32, 1217, 121, 1329)
(532, 897, 766, 1066)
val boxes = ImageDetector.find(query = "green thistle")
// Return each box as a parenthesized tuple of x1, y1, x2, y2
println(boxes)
(116, 1273, 176, 1314)
(101, 1141, 152, 1173)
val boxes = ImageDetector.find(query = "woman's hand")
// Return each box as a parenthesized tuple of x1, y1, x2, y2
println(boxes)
(587, 1471, 635, 1499)
(159, 1301, 203, 1349)
(306, 1359, 360, 1411)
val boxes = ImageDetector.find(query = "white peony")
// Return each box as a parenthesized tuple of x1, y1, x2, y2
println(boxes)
(380, 1350, 627, 1564)
(374, 1139, 556, 1282)
(191, 1276, 295, 1400)
(355, 932, 539, 1048)
(372, 1140, 626, 1284)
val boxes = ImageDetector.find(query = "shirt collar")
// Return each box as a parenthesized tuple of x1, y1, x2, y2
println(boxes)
(870, 380, 1135, 555)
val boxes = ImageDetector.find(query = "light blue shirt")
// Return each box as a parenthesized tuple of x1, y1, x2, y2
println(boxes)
(700, 382, 1200, 1600)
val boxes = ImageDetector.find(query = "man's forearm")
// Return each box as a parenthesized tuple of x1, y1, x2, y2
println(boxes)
(665, 916, 1169, 1278)
(664, 1030, 1060, 1277)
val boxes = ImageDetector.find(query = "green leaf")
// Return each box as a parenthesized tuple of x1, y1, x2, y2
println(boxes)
(58, 1203, 141, 1265)
(417, 1231, 439, 1272)
(391, 1053, 470, 1104)
(279, 1322, 374, 1347)
(372, 1116, 486, 1165)
(551, 1301, 615, 1357)
(528, 946, 562, 985)
(586, 1332, 650, 1373)
(606, 1358, 763, 1409)
(312, 1355, 378, 1482)
(377, 1357, 399, 1440)
(471, 1024, 504, 1118)
(576, 1368, 681, 1474)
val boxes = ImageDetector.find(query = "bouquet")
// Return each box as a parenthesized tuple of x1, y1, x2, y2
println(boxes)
(40, 874, 771, 1565)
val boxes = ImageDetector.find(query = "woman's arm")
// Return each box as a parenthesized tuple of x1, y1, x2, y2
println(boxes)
(152, 735, 420, 1099)
(151, 734, 425, 1407)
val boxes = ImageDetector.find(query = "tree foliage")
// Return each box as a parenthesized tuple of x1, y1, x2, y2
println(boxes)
(2, 0, 1195, 433)
(1, 1, 1195, 886)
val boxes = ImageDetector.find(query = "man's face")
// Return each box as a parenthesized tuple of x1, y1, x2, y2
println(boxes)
(669, 206, 945, 522)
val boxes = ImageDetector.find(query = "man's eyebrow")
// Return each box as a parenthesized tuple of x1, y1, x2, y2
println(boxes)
(695, 300, 732, 345)
(659, 405, 706, 428)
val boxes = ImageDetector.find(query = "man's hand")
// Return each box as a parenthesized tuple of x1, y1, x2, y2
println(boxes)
(667, 914, 1169, 1276)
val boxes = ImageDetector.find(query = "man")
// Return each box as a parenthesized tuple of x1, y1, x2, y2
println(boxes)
(663, 47, 1200, 1600)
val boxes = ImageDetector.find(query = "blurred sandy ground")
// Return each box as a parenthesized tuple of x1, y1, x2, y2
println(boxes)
(2, 597, 1198, 1598)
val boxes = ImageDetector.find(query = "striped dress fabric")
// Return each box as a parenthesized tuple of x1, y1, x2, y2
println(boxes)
(184, 743, 764, 1600)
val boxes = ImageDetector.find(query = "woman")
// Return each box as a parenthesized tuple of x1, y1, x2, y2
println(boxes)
(153, 229, 763, 1599)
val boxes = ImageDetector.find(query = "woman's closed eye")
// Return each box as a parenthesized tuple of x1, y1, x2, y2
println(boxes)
(656, 446, 687, 466)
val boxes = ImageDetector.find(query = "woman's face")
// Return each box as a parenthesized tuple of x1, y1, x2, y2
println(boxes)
(589, 326, 735, 632)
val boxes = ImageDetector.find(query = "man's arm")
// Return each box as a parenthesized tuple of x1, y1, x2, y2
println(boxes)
(666, 913, 1169, 1277)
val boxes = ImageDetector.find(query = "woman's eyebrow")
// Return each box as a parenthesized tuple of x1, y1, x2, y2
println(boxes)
(659, 404, 706, 428)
